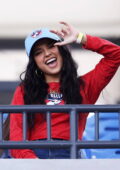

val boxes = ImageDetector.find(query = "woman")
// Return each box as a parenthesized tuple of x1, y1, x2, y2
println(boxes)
(10, 21, 120, 158)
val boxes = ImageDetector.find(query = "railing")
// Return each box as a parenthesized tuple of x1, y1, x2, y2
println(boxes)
(0, 104, 120, 158)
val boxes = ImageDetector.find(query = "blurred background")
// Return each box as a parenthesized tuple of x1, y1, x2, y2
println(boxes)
(0, 0, 120, 104)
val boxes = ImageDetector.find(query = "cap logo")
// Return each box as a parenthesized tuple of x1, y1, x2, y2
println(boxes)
(31, 30, 42, 38)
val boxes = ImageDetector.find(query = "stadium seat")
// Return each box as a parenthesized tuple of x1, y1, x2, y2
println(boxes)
(82, 112, 120, 158)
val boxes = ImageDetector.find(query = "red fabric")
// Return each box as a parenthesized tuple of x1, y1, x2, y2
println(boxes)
(10, 35, 120, 158)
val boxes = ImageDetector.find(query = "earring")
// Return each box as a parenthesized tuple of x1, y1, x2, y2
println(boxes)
(35, 69, 43, 77)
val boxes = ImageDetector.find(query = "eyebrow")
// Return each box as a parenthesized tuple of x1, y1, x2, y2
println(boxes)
(32, 40, 56, 55)
(35, 41, 55, 49)
(33, 48, 42, 54)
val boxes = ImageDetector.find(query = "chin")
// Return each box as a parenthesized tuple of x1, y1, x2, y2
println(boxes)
(45, 69, 61, 77)
(49, 68, 61, 74)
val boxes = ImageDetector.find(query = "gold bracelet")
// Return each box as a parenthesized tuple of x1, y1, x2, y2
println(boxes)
(76, 32, 84, 44)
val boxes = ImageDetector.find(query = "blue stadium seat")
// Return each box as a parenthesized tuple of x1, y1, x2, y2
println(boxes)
(82, 112, 120, 158)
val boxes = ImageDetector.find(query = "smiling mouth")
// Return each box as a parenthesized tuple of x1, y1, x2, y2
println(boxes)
(45, 57, 57, 66)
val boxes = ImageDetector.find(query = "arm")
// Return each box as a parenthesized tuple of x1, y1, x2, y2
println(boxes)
(81, 35, 120, 103)
(10, 86, 38, 158)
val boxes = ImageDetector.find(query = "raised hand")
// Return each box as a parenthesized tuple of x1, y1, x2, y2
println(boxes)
(50, 21, 79, 46)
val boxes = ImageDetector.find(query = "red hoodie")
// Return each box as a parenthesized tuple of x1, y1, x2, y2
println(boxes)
(10, 35, 120, 158)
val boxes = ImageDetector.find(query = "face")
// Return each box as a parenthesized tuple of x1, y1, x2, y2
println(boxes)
(32, 39, 63, 82)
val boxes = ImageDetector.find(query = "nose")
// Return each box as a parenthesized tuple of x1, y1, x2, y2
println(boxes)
(44, 48, 51, 57)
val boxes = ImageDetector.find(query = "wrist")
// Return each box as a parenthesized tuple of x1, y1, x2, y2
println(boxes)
(76, 32, 86, 45)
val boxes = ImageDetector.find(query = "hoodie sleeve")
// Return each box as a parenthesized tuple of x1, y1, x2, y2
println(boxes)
(81, 35, 120, 104)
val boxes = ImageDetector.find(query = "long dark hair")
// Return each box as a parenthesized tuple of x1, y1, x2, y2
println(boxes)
(20, 40, 84, 127)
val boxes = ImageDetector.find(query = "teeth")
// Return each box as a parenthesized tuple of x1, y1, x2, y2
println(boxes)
(46, 58, 56, 64)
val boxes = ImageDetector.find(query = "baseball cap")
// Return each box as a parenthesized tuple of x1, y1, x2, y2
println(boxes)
(25, 28, 62, 57)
